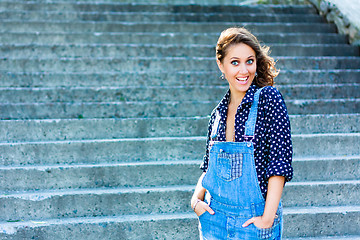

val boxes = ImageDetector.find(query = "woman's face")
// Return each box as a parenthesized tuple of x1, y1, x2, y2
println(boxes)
(217, 43, 257, 97)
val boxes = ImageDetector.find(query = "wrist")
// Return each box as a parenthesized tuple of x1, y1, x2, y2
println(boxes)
(261, 215, 275, 226)
(191, 195, 203, 206)
(191, 199, 202, 211)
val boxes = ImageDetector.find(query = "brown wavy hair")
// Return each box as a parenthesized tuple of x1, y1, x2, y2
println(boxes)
(216, 27, 279, 87)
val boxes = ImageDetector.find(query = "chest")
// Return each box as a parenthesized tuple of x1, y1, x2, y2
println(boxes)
(224, 103, 254, 142)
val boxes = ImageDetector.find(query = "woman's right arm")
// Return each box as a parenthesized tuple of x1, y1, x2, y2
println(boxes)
(191, 109, 217, 216)
(191, 172, 215, 216)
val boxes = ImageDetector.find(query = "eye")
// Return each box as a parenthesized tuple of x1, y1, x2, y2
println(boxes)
(231, 60, 239, 66)
(246, 59, 254, 65)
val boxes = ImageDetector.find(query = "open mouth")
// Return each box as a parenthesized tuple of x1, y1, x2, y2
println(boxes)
(236, 76, 249, 84)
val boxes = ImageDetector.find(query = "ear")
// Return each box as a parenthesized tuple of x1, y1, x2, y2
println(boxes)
(216, 59, 224, 74)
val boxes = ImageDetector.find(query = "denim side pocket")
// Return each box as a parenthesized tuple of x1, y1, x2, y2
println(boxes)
(216, 152, 243, 181)
(255, 212, 282, 240)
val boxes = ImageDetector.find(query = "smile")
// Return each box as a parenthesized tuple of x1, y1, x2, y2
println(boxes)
(236, 76, 249, 84)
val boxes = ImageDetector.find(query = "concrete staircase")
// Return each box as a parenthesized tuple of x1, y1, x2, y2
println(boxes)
(0, 1, 359, 239)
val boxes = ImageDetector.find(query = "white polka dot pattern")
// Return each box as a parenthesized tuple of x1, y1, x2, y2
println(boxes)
(200, 84, 293, 198)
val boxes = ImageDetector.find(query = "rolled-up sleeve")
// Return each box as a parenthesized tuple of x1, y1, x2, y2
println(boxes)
(263, 87, 293, 182)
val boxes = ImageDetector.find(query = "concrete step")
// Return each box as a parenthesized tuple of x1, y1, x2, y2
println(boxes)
(290, 113, 360, 133)
(283, 180, 360, 207)
(0, 212, 199, 240)
(2, 44, 358, 58)
(292, 156, 360, 182)
(0, 2, 318, 14)
(1, 99, 359, 119)
(0, 11, 325, 23)
(0, 134, 359, 166)
(0, 117, 209, 142)
(1, 181, 359, 221)
(1, 84, 359, 103)
(0, 1, 358, 238)
(0, 161, 201, 192)
(0, 206, 359, 239)
(285, 236, 360, 240)
(0, 32, 348, 45)
(0, 156, 359, 192)
(0, 185, 194, 221)
(0, 21, 337, 34)
(1, 57, 360, 73)
(283, 205, 360, 238)
(1, 70, 359, 87)
(1, 114, 358, 142)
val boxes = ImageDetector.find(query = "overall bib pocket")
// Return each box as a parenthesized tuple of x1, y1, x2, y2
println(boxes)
(216, 152, 243, 181)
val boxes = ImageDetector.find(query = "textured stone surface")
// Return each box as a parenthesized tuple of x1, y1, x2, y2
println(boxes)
(1, 180, 359, 221)
(0, 114, 359, 142)
(0, 1, 359, 239)
(0, 134, 359, 166)
(308, 0, 360, 45)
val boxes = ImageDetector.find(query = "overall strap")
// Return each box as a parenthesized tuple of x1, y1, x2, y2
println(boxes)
(244, 87, 265, 140)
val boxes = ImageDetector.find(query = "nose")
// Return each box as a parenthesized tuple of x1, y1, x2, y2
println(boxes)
(238, 63, 248, 75)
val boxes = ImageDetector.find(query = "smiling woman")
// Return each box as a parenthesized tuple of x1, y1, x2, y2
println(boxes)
(191, 27, 293, 240)
(216, 27, 279, 88)
(217, 43, 257, 101)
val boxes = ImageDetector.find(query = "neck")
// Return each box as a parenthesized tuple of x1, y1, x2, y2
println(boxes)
(229, 89, 246, 107)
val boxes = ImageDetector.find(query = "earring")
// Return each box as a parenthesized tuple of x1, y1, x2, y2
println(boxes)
(255, 72, 258, 77)
(220, 73, 225, 80)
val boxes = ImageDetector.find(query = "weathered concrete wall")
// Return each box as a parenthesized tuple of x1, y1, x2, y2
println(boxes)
(307, 0, 360, 45)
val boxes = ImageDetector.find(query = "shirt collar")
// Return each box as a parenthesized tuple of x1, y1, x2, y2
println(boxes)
(216, 84, 259, 114)
(240, 84, 259, 106)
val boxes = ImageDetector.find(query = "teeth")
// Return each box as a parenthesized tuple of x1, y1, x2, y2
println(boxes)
(237, 77, 247, 81)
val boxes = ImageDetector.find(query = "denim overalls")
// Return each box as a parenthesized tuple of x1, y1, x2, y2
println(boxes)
(199, 88, 283, 240)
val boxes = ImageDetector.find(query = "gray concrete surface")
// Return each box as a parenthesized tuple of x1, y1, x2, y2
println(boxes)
(0, 1, 359, 239)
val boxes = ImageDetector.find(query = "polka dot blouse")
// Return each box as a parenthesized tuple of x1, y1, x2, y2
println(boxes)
(200, 84, 293, 198)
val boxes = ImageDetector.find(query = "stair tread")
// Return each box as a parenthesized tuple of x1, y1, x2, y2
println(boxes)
(0, 10, 323, 18)
(0, 154, 358, 168)
(1, 132, 360, 145)
(285, 205, 360, 214)
(0, 185, 194, 198)
(2, 43, 354, 47)
(0, 2, 318, 13)
(1, 100, 359, 119)
(285, 236, 360, 240)
(0, 113, 358, 119)
(0, 160, 201, 170)
(0, 21, 337, 34)
(2, 56, 359, 61)
(1, 98, 360, 105)
(0, 19, 332, 24)
(3, 69, 360, 73)
(0, 32, 347, 45)
(2, 179, 360, 197)
(1, 204, 359, 226)
(1, 83, 359, 90)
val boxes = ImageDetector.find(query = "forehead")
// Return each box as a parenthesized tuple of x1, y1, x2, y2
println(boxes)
(225, 43, 256, 59)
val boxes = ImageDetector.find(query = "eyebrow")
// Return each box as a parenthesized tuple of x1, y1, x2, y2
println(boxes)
(230, 55, 255, 60)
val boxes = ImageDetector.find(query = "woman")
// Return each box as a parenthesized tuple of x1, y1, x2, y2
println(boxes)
(190, 27, 293, 239)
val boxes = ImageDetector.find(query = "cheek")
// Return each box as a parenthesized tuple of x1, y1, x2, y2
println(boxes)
(224, 66, 237, 76)
(249, 64, 257, 74)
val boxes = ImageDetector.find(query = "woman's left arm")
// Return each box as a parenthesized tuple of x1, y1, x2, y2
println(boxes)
(242, 175, 285, 228)
(243, 87, 293, 229)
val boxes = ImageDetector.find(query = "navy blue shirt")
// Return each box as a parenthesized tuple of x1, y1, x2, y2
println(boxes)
(200, 84, 293, 198)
